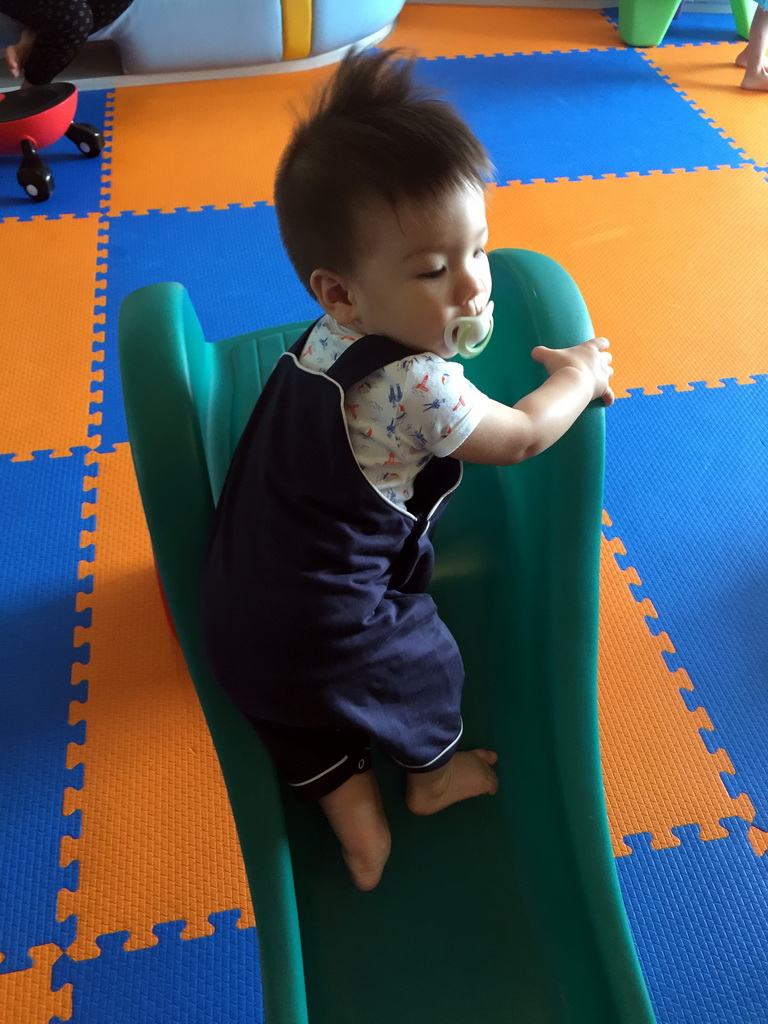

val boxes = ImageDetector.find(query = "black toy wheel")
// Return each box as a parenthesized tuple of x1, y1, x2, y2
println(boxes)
(17, 165, 54, 201)
(17, 144, 54, 201)
(65, 121, 105, 158)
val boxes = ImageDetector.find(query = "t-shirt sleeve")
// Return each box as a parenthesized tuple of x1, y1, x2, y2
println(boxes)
(394, 355, 490, 458)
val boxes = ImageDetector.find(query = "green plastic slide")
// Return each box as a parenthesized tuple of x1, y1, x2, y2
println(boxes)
(118, 249, 656, 1024)
(618, 0, 755, 46)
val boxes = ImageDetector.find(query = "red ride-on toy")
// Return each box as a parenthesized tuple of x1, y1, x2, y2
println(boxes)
(0, 82, 104, 201)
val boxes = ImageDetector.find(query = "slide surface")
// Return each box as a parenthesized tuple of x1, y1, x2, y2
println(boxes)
(118, 249, 655, 1024)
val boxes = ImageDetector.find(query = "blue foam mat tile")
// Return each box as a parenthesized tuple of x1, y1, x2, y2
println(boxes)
(413, 51, 747, 185)
(101, 204, 320, 449)
(617, 819, 768, 1024)
(0, 89, 110, 220)
(0, 450, 93, 970)
(51, 911, 263, 1024)
(602, 7, 744, 47)
(604, 378, 768, 829)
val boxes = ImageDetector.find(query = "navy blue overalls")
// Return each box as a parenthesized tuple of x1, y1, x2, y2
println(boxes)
(202, 326, 465, 800)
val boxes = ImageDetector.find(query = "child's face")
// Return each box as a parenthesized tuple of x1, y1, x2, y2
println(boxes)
(344, 183, 492, 358)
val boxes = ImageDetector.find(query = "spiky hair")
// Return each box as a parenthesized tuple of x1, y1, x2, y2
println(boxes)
(274, 48, 492, 295)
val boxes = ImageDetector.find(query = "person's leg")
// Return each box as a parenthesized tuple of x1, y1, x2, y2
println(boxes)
(319, 771, 391, 891)
(251, 717, 389, 889)
(88, 0, 134, 33)
(406, 748, 499, 816)
(741, 7, 768, 90)
(12, 0, 94, 85)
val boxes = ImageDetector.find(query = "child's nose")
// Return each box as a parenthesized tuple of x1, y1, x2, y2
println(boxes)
(455, 265, 486, 308)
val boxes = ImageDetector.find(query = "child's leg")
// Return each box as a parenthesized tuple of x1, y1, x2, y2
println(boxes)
(740, 7, 768, 89)
(319, 771, 391, 891)
(406, 749, 499, 816)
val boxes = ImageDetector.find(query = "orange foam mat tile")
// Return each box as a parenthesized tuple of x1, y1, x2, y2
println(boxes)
(486, 168, 768, 396)
(388, 3, 620, 58)
(0, 945, 71, 1023)
(599, 523, 755, 856)
(749, 826, 768, 856)
(643, 43, 768, 169)
(60, 445, 255, 960)
(107, 68, 333, 216)
(0, 215, 104, 460)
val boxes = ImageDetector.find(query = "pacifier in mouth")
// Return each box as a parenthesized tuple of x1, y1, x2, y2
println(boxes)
(443, 300, 494, 359)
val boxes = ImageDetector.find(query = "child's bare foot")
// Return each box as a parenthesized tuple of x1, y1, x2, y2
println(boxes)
(406, 749, 499, 816)
(741, 65, 768, 90)
(736, 46, 749, 68)
(5, 29, 36, 78)
(319, 771, 391, 891)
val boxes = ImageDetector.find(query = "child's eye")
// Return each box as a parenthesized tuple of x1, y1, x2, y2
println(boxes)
(419, 267, 446, 280)
(474, 248, 486, 258)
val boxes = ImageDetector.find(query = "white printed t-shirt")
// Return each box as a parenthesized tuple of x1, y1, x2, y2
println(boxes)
(299, 315, 490, 509)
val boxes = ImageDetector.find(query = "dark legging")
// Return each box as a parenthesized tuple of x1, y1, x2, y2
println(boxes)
(1, 1, 133, 84)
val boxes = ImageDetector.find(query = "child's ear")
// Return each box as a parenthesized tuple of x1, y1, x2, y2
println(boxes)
(310, 269, 357, 323)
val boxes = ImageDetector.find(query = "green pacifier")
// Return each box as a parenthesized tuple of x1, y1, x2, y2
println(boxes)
(444, 300, 494, 359)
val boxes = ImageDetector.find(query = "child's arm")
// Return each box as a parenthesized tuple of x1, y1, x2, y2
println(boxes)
(452, 337, 613, 466)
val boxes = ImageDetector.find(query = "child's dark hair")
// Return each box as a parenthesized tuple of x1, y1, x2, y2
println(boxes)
(274, 48, 492, 296)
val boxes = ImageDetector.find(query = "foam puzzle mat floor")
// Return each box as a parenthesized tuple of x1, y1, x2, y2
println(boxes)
(1, 4, 767, 1022)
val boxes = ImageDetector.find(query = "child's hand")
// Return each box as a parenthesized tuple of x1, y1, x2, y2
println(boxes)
(453, 335, 615, 466)
(531, 337, 615, 407)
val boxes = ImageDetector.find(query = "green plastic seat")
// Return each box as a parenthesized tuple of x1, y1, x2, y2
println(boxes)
(618, 0, 755, 46)
(118, 249, 656, 1024)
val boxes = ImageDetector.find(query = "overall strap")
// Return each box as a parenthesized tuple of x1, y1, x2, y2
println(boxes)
(325, 335, 413, 391)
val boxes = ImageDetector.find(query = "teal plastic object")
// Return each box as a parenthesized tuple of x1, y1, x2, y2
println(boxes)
(618, 0, 755, 45)
(118, 249, 656, 1024)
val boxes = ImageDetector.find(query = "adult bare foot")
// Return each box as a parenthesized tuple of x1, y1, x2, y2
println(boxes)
(406, 749, 499, 816)
(740, 9, 768, 87)
(319, 771, 391, 891)
(5, 29, 36, 78)
(741, 65, 768, 90)
(5, 43, 22, 77)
